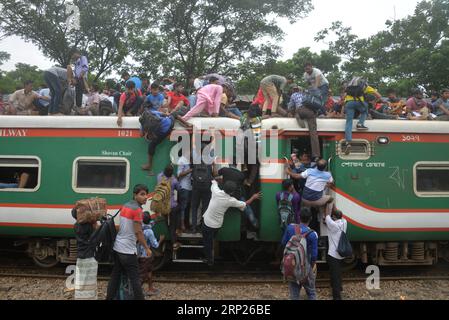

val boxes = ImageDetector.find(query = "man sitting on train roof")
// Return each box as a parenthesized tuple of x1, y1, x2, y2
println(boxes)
(406, 88, 432, 115)
(434, 88, 449, 121)
(219, 84, 242, 120)
(7, 80, 50, 116)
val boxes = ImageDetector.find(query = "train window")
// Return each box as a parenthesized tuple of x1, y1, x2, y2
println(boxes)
(0, 156, 41, 192)
(414, 162, 449, 197)
(73, 157, 129, 194)
(338, 140, 372, 160)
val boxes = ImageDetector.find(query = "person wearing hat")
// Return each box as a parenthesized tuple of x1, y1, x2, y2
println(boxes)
(202, 180, 261, 266)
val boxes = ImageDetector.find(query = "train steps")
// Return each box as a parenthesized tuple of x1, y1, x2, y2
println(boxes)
(172, 232, 208, 264)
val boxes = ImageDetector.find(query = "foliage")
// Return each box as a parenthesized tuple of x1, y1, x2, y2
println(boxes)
(0, 0, 148, 80)
(0, 63, 44, 93)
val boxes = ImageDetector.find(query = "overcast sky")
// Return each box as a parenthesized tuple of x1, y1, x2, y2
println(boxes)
(0, 0, 420, 72)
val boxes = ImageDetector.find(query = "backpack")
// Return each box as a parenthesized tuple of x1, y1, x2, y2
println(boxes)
(278, 193, 295, 230)
(99, 99, 113, 116)
(346, 77, 367, 100)
(150, 176, 172, 216)
(282, 225, 313, 284)
(60, 86, 75, 115)
(139, 110, 162, 136)
(337, 221, 353, 258)
(192, 164, 212, 190)
(302, 89, 323, 112)
(88, 210, 121, 263)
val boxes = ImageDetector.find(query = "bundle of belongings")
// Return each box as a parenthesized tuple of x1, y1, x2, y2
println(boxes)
(74, 197, 108, 224)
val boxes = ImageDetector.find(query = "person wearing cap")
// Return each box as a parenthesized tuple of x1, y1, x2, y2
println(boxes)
(202, 180, 261, 266)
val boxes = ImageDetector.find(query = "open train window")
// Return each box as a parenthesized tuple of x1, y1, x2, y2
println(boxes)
(0, 156, 40, 192)
(338, 140, 372, 160)
(73, 157, 129, 194)
(414, 162, 449, 197)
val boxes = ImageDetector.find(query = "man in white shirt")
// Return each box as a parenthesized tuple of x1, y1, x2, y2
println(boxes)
(304, 62, 330, 104)
(325, 209, 348, 300)
(202, 180, 261, 266)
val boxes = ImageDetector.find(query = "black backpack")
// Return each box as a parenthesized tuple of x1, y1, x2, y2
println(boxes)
(302, 88, 323, 112)
(346, 77, 367, 100)
(99, 99, 113, 116)
(89, 210, 120, 263)
(139, 110, 162, 135)
(192, 164, 212, 190)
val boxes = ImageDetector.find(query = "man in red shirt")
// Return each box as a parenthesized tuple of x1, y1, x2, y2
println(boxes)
(164, 83, 190, 118)
(117, 81, 143, 127)
(106, 184, 152, 300)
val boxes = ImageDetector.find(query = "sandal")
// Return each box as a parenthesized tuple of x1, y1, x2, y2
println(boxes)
(173, 242, 181, 251)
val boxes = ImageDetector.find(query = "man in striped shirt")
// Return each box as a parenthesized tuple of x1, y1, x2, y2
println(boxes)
(106, 185, 152, 300)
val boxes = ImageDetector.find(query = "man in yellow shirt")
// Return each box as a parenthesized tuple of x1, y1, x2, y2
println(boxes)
(343, 78, 382, 154)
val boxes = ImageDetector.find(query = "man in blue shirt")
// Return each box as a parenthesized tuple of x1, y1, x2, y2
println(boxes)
(138, 212, 165, 296)
(145, 83, 165, 111)
(122, 71, 142, 92)
(281, 208, 318, 300)
(141, 110, 175, 176)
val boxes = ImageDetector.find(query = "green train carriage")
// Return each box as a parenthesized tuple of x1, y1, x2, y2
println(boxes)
(0, 116, 448, 268)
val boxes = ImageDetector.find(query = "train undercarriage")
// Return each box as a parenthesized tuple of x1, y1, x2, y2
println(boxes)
(17, 237, 449, 270)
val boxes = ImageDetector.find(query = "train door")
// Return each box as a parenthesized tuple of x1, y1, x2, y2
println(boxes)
(288, 134, 336, 262)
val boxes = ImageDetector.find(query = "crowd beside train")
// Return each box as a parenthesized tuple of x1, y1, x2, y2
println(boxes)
(71, 128, 346, 301)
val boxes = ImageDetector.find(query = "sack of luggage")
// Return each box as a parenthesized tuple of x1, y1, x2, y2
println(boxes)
(281, 225, 313, 284)
(302, 89, 323, 112)
(192, 164, 212, 190)
(346, 77, 367, 99)
(99, 99, 113, 116)
(139, 110, 162, 136)
(150, 177, 172, 216)
(74, 198, 107, 224)
(88, 210, 120, 263)
(278, 193, 295, 230)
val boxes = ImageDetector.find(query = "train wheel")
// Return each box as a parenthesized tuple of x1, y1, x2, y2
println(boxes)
(29, 242, 59, 268)
(341, 255, 359, 272)
(32, 255, 59, 268)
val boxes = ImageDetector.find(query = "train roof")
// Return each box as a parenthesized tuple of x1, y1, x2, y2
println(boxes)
(1, 116, 449, 134)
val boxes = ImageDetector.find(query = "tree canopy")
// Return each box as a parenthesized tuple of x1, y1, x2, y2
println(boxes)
(1, 0, 448, 97)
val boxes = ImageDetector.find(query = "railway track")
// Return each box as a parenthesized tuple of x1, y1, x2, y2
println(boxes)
(0, 266, 448, 286)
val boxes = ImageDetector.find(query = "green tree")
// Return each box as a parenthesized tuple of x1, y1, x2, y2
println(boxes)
(0, 0, 147, 80)
(0, 63, 44, 93)
(0, 51, 10, 68)
(131, 0, 313, 83)
(316, 0, 449, 96)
